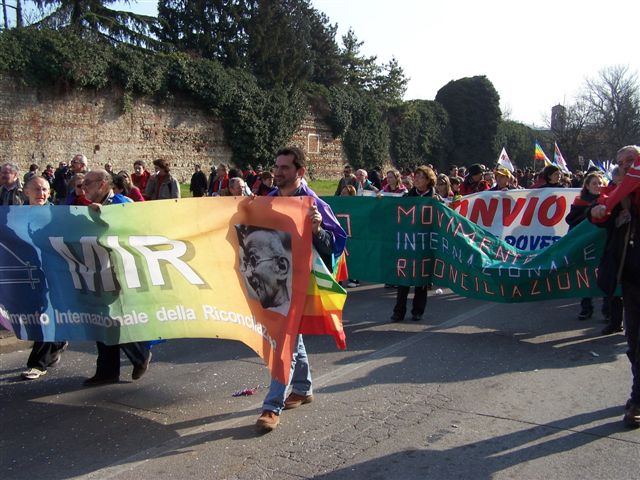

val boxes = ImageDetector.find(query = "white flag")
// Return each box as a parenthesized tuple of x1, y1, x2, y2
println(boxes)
(497, 147, 514, 172)
(553, 143, 570, 174)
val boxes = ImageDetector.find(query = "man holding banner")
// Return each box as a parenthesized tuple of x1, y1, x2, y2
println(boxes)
(256, 147, 346, 432)
(80, 169, 152, 386)
(590, 145, 640, 428)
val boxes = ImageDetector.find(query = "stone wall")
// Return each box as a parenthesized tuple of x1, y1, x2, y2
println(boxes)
(288, 114, 347, 180)
(0, 77, 347, 182)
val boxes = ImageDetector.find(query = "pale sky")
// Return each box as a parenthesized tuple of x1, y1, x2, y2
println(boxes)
(119, 0, 639, 127)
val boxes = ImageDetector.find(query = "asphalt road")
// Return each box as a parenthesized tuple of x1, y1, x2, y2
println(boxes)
(1, 284, 638, 480)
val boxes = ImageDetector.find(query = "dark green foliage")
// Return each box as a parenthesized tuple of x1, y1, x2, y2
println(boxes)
(245, 0, 310, 87)
(388, 100, 452, 171)
(495, 120, 536, 170)
(340, 29, 378, 91)
(156, 0, 344, 89)
(326, 85, 355, 137)
(435, 75, 501, 168)
(156, 0, 254, 67)
(109, 45, 168, 97)
(306, 11, 344, 86)
(371, 57, 408, 108)
(0, 28, 111, 88)
(163, 52, 231, 113)
(221, 72, 307, 165)
(341, 91, 389, 170)
(31, 0, 159, 47)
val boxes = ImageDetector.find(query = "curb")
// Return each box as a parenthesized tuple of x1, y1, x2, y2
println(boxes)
(0, 329, 32, 354)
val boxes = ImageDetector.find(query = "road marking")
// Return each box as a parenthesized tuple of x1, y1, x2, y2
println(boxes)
(71, 302, 497, 480)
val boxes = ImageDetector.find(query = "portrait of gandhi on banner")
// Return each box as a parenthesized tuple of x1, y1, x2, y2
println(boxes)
(235, 225, 292, 316)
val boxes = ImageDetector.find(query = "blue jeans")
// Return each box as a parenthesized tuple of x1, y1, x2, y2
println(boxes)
(262, 335, 312, 414)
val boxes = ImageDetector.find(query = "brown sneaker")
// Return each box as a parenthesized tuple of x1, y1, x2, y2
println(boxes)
(256, 410, 280, 432)
(284, 392, 314, 410)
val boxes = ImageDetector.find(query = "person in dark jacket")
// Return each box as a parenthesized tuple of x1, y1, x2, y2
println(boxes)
(189, 164, 208, 197)
(536, 164, 565, 189)
(391, 165, 442, 323)
(334, 165, 357, 196)
(145, 158, 180, 200)
(589, 145, 640, 428)
(460, 163, 490, 195)
(368, 166, 383, 190)
(598, 167, 625, 335)
(566, 172, 605, 321)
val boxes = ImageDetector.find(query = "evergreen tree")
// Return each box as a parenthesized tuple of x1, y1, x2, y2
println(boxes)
(30, 0, 158, 46)
(435, 75, 501, 167)
(156, 0, 254, 66)
(340, 28, 378, 91)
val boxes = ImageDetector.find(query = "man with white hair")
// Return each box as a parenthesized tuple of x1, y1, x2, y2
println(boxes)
(228, 177, 247, 197)
(354, 169, 379, 195)
(0, 163, 25, 205)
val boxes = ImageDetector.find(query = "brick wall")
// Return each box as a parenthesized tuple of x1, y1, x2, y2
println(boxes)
(0, 76, 347, 182)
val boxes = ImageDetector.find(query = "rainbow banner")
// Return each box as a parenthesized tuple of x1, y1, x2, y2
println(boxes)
(0, 197, 346, 383)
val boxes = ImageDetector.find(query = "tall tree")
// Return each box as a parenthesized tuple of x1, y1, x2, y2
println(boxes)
(435, 75, 501, 167)
(581, 65, 640, 157)
(30, 0, 157, 46)
(550, 100, 592, 170)
(306, 9, 343, 86)
(156, 0, 254, 66)
(371, 56, 408, 108)
(245, 0, 310, 87)
(340, 28, 378, 91)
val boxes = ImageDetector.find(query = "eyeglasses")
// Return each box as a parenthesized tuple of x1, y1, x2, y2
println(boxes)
(240, 254, 277, 272)
(82, 179, 100, 187)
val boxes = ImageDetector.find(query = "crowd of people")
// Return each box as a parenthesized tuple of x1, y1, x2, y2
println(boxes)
(2, 145, 640, 431)
(0, 157, 286, 208)
(333, 162, 591, 202)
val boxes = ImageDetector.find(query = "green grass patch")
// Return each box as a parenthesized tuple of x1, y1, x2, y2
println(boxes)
(180, 183, 192, 198)
(308, 179, 337, 196)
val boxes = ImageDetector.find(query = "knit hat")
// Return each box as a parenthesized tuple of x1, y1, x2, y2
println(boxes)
(467, 164, 485, 177)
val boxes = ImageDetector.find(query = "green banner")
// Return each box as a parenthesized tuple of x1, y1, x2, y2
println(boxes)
(325, 196, 606, 302)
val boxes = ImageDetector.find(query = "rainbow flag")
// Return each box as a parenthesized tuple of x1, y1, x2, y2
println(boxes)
(534, 142, 553, 166)
(553, 143, 570, 173)
(300, 250, 347, 349)
(333, 251, 349, 283)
